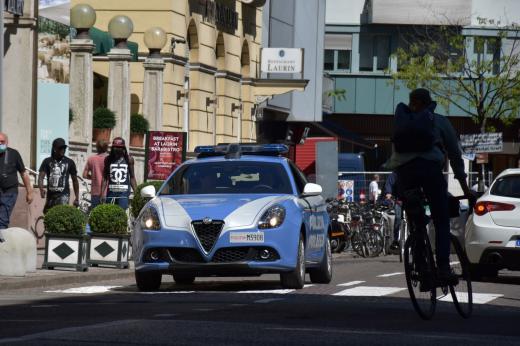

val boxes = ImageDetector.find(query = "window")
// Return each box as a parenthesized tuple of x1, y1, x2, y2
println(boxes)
(324, 50, 335, 71)
(160, 161, 294, 195)
(289, 161, 308, 195)
(323, 49, 351, 71)
(491, 175, 520, 198)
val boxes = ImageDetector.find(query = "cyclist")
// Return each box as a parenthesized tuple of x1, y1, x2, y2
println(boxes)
(386, 88, 474, 285)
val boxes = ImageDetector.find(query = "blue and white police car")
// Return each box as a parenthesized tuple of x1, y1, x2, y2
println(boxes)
(132, 144, 331, 291)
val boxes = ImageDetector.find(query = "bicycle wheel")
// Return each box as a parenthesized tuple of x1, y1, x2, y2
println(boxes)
(399, 219, 408, 263)
(351, 231, 366, 257)
(449, 234, 473, 319)
(365, 229, 383, 257)
(404, 233, 436, 320)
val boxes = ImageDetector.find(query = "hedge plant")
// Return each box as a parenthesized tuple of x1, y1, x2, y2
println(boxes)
(44, 205, 86, 235)
(130, 181, 164, 218)
(89, 204, 128, 235)
(93, 107, 116, 129)
(130, 113, 150, 134)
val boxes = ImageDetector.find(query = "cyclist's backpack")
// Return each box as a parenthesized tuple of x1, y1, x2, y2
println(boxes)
(392, 103, 436, 153)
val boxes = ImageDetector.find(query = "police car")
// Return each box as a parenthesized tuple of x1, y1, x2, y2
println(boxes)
(132, 144, 331, 291)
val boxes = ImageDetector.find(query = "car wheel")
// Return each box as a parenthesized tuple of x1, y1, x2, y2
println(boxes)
(309, 237, 333, 284)
(172, 272, 196, 285)
(135, 270, 162, 291)
(469, 264, 498, 282)
(280, 236, 306, 289)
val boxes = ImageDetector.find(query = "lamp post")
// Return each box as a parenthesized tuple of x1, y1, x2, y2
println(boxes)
(142, 27, 167, 131)
(107, 15, 133, 141)
(69, 4, 96, 170)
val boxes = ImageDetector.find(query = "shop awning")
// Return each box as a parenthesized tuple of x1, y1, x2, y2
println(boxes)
(314, 119, 375, 149)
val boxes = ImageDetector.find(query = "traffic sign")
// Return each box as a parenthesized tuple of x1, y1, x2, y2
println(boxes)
(460, 133, 503, 154)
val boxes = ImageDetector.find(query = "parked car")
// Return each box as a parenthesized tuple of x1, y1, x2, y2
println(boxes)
(132, 144, 332, 291)
(465, 168, 520, 280)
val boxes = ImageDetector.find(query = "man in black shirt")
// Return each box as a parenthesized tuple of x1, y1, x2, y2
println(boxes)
(38, 138, 79, 214)
(0, 132, 34, 240)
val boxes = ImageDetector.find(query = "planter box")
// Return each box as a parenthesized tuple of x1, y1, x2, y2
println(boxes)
(42, 233, 89, 272)
(130, 133, 144, 147)
(93, 128, 111, 143)
(88, 233, 130, 269)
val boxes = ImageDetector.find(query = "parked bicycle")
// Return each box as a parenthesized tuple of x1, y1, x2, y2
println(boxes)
(401, 188, 472, 320)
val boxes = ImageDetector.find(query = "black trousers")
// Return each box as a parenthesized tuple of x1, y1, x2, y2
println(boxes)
(396, 158, 451, 270)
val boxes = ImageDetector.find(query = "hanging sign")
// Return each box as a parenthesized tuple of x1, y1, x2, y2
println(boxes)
(460, 133, 503, 154)
(261, 48, 303, 74)
(145, 131, 187, 181)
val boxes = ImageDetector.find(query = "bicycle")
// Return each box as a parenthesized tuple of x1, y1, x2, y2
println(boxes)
(401, 188, 472, 320)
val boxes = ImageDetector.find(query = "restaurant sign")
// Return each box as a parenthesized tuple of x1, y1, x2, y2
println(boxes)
(261, 48, 303, 74)
(145, 131, 187, 181)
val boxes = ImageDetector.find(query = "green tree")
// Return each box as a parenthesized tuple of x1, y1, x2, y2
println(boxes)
(390, 19, 520, 133)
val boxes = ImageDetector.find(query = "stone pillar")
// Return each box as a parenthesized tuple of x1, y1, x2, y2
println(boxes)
(143, 58, 166, 131)
(69, 39, 95, 173)
(107, 48, 132, 141)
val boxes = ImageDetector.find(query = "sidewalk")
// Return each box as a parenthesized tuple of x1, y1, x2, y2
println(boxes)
(0, 250, 134, 292)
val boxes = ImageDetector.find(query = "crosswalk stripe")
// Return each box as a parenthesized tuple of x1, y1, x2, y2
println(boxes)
(333, 286, 406, 297)
(438, 293, 503, 304)
(337, 281, 365, 287)
(377, 272, 404, 278)
(237, 289, 294, 294)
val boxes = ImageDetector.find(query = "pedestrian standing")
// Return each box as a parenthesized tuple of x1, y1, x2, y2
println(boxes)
(101, 137, 138, 210)
(0, 132, 33, 241)
(384, 172, 402, 251)
(38, 138, 79, 214)
(369, 174, 380, 204)
(83, 140, 108, 209)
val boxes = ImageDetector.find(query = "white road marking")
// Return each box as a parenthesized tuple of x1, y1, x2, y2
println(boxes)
(254, 298, 285, 304)
(377, 272, 404, 278)
(333, 286, 405, 297)
(438, 293, 503, 304)
(237, 289, 294, 294)
(337, 281, 365, 287)
(45, 286, 122, 294)
(450, 261, 460, 266)
(303, 285, 315, 288)
(139, 291, 195, 295)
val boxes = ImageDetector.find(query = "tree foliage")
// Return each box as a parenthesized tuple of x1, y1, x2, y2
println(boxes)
(390, 19, 520, 133)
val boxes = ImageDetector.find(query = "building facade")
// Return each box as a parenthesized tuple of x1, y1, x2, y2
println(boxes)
(324, 0, 520, 173)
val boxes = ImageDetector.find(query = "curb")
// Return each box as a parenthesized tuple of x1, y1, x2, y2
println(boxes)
(0, 270, 135, 292)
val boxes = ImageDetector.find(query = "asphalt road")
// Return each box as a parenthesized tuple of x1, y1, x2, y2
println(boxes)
(1, 253, 519, 345)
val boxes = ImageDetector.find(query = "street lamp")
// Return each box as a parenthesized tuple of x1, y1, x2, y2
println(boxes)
(144, 27, 167, 58)
(70, 4, 96, 39)
(108, 15, 134, 49)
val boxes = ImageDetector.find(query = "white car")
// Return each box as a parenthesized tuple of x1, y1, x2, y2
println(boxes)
(465, 168, 520, 280)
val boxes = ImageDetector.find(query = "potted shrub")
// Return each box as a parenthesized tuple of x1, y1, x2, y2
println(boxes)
(93, 107, 116, 142)
(130, 181, 164, 219)
(130, 113, 150, 147)
(42, 205, 89, 272)
(87, 204, 130, 268)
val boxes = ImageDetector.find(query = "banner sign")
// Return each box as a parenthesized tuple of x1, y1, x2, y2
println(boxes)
(338, 180, 354, 202)
(460, 132, 503, 154)
(5, 0, 24, 16)
(261, 48, 303, 74)
(145, 131, 187, 181)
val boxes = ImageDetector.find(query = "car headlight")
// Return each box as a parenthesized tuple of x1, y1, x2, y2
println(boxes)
(140, 207, 161, 231)
(258, 205, 286, 229)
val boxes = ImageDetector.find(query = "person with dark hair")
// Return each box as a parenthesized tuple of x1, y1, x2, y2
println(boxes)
(369, 174, 380, 204)
(386, 88, 475, 284)
(0, 132, 33, 241)
(83, 140, 109, 209)
(101, 137, 138, 210)
(38, 138, 79, 214)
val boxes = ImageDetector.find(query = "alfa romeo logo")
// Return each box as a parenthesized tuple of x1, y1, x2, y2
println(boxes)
(203, 217, 213, 225)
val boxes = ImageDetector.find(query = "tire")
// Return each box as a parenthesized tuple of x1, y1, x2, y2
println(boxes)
(135, 270, 162, 291)
(173, 272, 196, 285)
(280, 236, 306, 289)
(449, 235, 473, 319)
(330, 237, 346, 253)
(366, 229, 383, 257)
(310, 238, 333, 284)
(404, 233, 436, 320)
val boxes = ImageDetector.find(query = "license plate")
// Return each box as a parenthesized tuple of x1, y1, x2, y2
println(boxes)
(516, 240, 520, 247)
(230, 232, 265, 243)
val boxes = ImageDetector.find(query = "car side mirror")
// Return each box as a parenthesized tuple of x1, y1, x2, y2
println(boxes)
(141, 185, 156, 198)
(302, 183, 322, 197)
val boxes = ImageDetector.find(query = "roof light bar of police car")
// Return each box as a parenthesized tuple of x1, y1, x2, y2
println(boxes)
(194, 144, 289, 158)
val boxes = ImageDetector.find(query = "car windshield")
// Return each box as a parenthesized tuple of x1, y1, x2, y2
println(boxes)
(490, 175, 520, 199)
(159, 161, 293, 195)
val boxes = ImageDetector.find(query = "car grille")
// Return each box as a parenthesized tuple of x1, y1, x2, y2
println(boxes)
(211, 247, 280, 263)
(168, 248, 205, 263)
(192, 220, 225, 253)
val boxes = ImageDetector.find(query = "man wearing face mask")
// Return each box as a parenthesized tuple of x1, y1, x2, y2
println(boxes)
(0, 132, 34, 241)
(38, 138, 79, 213)
(101, 137, 138, 210)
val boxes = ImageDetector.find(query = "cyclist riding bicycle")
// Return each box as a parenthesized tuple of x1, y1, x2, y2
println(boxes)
(386, 88, 475, 285)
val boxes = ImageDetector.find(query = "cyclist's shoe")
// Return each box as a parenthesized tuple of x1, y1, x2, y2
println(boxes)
(437, 268, 459, 287)
(389, 240, 400, 251)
